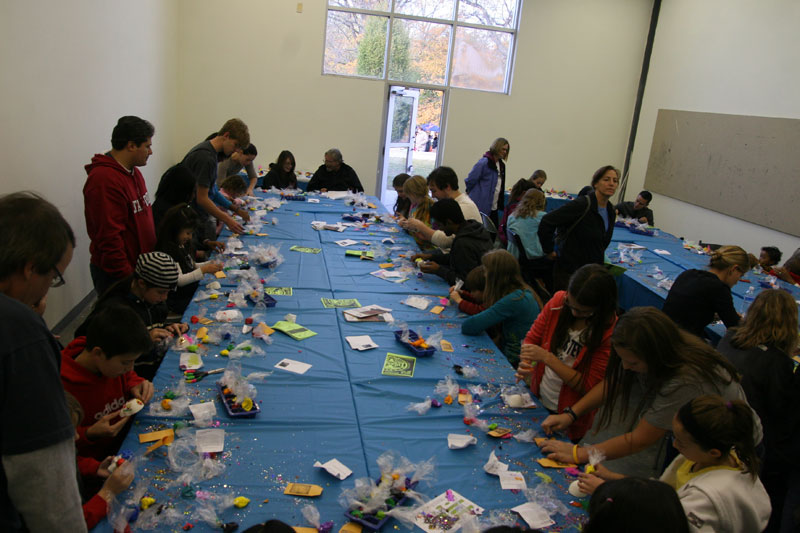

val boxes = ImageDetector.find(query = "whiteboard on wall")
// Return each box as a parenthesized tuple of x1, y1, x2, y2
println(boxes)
(643, 109, 800, 237)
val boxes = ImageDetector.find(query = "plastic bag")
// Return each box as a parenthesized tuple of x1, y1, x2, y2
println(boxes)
(302, 504, 333, 533)
(513, 429, 538, 443)
(525, 482, 570, 516)
(215, 309, 244, 323)
(406, 397, 432, 415)
(425, 331, 443, 349)
(434, 376, 459, 398)
(460, 366, 479, 379)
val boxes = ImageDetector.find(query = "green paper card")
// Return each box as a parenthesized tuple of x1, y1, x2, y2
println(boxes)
(290, 245, 321, 254)
(271, 320, 317, 340)
(321, 298, 361, 309)
(265, 287, 293, 296)
(345, 250, 374, 258)
(381, 352, 416, 378)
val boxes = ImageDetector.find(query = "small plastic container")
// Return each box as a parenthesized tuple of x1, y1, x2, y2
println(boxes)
(394, 330, 435, 357)
(283, 195, 306, 201)
(629, 227, 654, 236)
(344, 478, 418, 531)
(263, 294, 277, 307)
(216, 381, 260, 418)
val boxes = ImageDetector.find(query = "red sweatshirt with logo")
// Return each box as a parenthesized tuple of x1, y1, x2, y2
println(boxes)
(84, 154, 156, 279)
(60, 337, 144, 460)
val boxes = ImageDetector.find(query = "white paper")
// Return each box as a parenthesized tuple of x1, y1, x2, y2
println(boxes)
(498, 471, 527, 490)
(179, 352, 203, 371)
(313, 458, 353, 480)
(654, 248, 672, 255)
(483, 450, 509, 476)
(195, 428, 225, 453)
(447, 433, 477, 449)
(189, 401, 217, 420)
(253, 209, 268, 217)
(275, 358, 311, 374)
(381, 270, 406, 278)
(346, 335, 378, 351)
(307, 198, 320, 203)
(335, 239, 359, 247)
(511, 502, 555, 529)
(413, 491, 484, 533)
(322, 191, 349, 200)
(344, 304, 392, 318)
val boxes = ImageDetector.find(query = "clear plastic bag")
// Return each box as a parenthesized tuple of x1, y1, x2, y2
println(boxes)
(406, 397, 432, 415)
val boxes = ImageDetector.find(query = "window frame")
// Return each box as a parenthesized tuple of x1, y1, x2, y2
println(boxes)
(321, 0, 522, 94)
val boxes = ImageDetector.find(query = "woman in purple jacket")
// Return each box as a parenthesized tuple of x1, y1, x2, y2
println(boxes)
(465, 137, 509, 228)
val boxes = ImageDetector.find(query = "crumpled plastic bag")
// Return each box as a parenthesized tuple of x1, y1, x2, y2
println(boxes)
(148, 380, 191, 417)
(221, 360, 258, 400)
(406, 397, 432, 415)
(215, 309, 244, 323)
(525, 481, 570, 516)
(302, 504, 333, 533)
(513, 429, 538, 443)
(434, 375, 459, 398)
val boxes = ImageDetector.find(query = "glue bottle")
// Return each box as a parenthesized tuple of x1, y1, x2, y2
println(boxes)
(742, 286, 756, 315)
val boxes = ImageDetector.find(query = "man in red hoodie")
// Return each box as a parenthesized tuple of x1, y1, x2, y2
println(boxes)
(84, 116, 156, 296)
(61, 304, 154, 460)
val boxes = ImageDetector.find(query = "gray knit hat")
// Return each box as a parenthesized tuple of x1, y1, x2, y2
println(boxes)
(135, 251, 179, 290)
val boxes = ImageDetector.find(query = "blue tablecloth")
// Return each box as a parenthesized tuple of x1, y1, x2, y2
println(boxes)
(97, 193, 588, 533)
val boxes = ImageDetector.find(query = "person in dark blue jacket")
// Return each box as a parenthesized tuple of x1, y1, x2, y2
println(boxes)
(465, 137, 509, 227)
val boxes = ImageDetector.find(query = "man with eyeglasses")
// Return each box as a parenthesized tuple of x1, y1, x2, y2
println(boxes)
(0, 192, 87, 532)
(306, 148, 364, 193)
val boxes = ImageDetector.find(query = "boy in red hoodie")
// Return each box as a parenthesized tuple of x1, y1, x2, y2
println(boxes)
(61, 304, 154, 461)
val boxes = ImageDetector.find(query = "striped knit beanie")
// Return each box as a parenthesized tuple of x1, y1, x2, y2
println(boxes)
(135, 251, 179, 290)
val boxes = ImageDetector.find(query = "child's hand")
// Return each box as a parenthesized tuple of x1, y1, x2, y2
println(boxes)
(577, 473, 605, 495)
(449, 289, 463, 304)
(589, 463, 622, 481)
(149, 327, 173, 342)
(419, 261, 439, 273)
(520, 344, 553, 365)
(99, 462, 135, 503)
(131, 380, 154, 404)
(97, 456, 114, 478)
(165, 323, 188, 336)
(86, 410, 130, 441)
(540, 413, 574, 436)
(204, 240, 225, 254)
(201, 262, 223, 275)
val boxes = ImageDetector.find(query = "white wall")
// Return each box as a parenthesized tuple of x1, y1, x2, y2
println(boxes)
(625, 0, 800, 255)
(0, 1, 179, 325)
(174, 0, 652, 194)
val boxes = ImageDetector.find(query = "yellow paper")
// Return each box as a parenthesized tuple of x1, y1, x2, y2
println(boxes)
(440, 340, 454, 352)
(215, 271, 227, 279)
(198, 317, 213, 325)
(457, 392, 472, 405)
(339, 523, 363, 533)
(256, 233, 269, 237)
(196, 327, 208, 338)
(139, 429, 174, 444)
(430, 306, 444, 314)
(536, 457, 578, 469)
(379, 263, 394, 269)
(294, 528, 318, 533)
(284, 483, 323, 497)
(256, 322, 275, 336)
(487, 427, 512, 437)
(367, 202, 377, 209)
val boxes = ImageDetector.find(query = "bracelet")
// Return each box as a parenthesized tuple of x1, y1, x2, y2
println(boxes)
(562, 406, 578, 422)
(572, 444, 580, 464)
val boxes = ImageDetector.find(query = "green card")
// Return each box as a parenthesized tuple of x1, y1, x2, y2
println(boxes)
(265, 287, 293, 296)
(345, 250, 374, 259)
(271, 320, 317, 340)
(321, 298, 361, 309)
(290, 245, 321, 254)
(381, 352, 416, 378)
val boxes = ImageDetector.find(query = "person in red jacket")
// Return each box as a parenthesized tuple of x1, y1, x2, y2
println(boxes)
(516, 264, 618, 442)
(84, 116, 157, 296)
(61, 304, 154, 461)
(64, 392, 135, 530)
(448, 265, 487, 315)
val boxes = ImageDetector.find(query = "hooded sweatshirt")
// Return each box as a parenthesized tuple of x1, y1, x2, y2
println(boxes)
(60, 337, 144, 460)
(428, 220, 494, 285)
(84, 154, 156, 279)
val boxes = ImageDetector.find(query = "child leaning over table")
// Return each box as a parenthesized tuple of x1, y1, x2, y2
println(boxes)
(61, 304, 154, 461)
(64, 391, 135, 530)
(449, 265, 487, 315)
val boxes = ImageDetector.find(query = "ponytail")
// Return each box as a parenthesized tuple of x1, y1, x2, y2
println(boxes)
(677, 395, 760, 480)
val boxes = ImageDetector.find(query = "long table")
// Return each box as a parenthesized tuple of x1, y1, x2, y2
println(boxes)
(97, 194, 588, 533)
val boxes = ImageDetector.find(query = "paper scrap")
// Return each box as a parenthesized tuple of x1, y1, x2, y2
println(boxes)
(414, 491, 484, 533)
(370, 270, 409, 283)
(654, 249, 671, 255)
(180, 352, 203, 371)
(381, 352, 416, 377)
(290, 245, 321, 254)
(272, 320, 317, 340)
(346, 335, 378, 351)
(215, 271, 227, 279)
(447, 434, 477, 449)
(483, 451, 509, 475)
(195, 428, 225, 453)
(430, 305, 444, 314)
(335, 239, 359, 247)
(264, 286, 293, 296)
(403, 295, 431, 310)
(379, 263, 394, 269)
(321, 298, 361, 308)
(307, 198, 320, 203)
(275, 358, 312, 374)
(499, 471, 527, 490)
(139, 429, 174, 444)
(536, 457, 578, 469)
(511, 502, 555, 529)
(189, 401, 217, 420)
(440, 340, 454, 352)
(339, 522, 362, 533)
(284, 483, 323, 496)
(313, 458, 353, 480)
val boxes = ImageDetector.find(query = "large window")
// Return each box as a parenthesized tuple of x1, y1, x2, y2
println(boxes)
(323, 0, 520, 93)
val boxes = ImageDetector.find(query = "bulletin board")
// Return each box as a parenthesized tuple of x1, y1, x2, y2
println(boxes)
(643, 109, 800, 237)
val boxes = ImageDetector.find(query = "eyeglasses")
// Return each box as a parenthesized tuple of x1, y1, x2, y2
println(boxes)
(51, 266, 66, 288)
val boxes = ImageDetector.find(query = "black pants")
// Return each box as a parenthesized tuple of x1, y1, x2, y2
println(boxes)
(89, 263, 121, 298)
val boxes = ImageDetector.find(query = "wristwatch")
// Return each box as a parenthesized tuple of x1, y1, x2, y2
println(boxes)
(562, 406, 578, 422)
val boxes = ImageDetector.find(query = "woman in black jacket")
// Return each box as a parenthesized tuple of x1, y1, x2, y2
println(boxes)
(537, 165, 618, 291)
(262, 150, 298, 190)
(716, 289, 800, 532)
